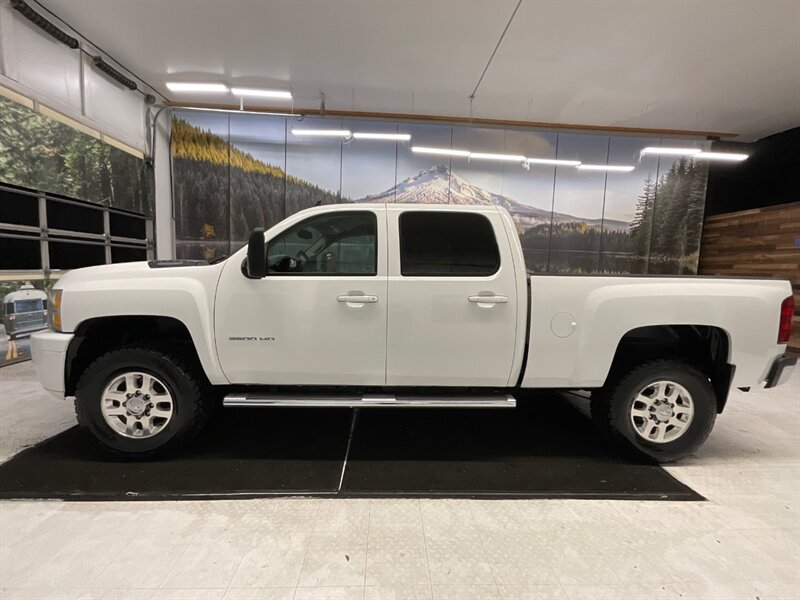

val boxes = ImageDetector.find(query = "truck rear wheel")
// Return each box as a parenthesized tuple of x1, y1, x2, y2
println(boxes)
(591, 359, 717, 463)
(74, 346, 212, 457)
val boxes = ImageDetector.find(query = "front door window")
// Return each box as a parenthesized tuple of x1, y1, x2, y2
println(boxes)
(267, 211, 377, 275)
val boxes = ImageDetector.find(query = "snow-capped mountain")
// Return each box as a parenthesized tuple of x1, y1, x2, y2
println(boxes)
(355, 164, 630, 231)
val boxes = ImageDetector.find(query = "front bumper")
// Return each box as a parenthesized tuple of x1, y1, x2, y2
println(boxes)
(765, 353, 798, 389)
(30, 330, 74, 399)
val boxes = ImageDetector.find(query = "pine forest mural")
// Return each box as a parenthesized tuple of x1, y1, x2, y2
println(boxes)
(0, 96, 152, 216)
(171, 110, 709, 274)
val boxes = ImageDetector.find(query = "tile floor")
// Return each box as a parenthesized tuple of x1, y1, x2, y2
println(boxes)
(0, 361, 798, 600)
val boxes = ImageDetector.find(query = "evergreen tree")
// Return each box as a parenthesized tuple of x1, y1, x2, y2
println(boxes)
(0, 96, 151, 215)
(683, 162, 709, 259)
(171, 117, 341, 259)
(630, 174, 656, 259)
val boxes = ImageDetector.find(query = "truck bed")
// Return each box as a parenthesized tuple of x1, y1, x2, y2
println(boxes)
(520, 274, 791, 390)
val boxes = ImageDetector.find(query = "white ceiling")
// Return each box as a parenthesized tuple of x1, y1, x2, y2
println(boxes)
(41, 0, 800, 140)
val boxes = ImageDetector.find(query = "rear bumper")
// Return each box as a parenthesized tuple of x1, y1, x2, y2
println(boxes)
(765, 353, 797, 389)
(30, 330, 74, 399)
(6, 323, 47, 338)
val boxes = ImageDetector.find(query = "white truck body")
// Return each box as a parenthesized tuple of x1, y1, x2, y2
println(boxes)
(34, 203, 791, 393)
(30, 203, 795, 460)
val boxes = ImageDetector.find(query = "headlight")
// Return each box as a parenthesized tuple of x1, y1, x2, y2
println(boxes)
(50, 290, 63, 332)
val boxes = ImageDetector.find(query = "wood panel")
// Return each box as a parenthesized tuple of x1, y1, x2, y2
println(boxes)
(699, 202, 800, 354)
(168, 102, 737, 138)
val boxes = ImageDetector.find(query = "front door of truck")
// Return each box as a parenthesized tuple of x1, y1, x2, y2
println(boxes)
(385, 207, 520, 387)
(215, 207, 388, 385)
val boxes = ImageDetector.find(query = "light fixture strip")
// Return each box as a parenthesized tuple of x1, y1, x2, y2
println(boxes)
(411, 146, 470, 157)
(230, 87, 292, 99)
(469, 152, 526, 162)
(352, 132, 411, 141)
(525, 158, 581, 167)
(640, 147, 702, 156)
(291, 129, 352, 137)
(577, 164, 635, 172)
(166, 82, 229, 93)
(693, 151, 748, 162)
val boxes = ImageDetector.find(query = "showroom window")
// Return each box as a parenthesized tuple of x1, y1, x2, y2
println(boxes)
(267, 211, 377, 275)
(399, 212, 500, 276)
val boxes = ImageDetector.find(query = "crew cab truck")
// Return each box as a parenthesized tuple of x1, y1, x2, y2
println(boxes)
(31, 204, 796, 461)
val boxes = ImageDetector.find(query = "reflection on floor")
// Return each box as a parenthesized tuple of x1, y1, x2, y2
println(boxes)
(0, 361, 798, 600)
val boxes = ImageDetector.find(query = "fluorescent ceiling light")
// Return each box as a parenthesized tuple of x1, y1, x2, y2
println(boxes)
(291, 129, 351, 137)
(230, 87, 292, 99)
(641, 147, 702, 156)
(166, 82, 228, 93)
(469, 152, 526, 162)
(577, 164, 635, 172)
(525, 158, 582, 167)
(693, 151, 748, 162)
(411, 146, 470, 157)
(352, 132, 411, 141)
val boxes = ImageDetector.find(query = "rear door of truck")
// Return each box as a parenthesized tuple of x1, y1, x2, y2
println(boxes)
(384, 206, 525, 387)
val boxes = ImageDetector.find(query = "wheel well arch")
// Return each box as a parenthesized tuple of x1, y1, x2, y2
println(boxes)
(606, 324, 735, 413)
(65, 316, 202, 396)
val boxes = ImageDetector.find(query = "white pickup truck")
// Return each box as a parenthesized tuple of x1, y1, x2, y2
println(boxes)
(31, 204, 796, 461)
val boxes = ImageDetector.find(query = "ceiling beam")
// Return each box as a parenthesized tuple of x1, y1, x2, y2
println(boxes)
(165, 101, 739, 139)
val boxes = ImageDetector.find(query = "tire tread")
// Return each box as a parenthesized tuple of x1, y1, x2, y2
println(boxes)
(74, 345, 212, 457)
(591, 358, 716, 463)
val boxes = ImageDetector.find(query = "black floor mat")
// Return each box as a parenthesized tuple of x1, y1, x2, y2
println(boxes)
(0, 394, 702, 501)
(0, 408, 353, 500)
(341, 395, 701, 500)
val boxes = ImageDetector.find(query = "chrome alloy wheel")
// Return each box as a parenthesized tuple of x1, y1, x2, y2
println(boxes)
(100, 371, 174, 439)
(629, 380, 694, 444)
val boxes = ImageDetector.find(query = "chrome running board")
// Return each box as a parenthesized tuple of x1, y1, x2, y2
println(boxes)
(223, 393, 516, 409)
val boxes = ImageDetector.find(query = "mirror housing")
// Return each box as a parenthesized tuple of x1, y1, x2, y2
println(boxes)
(245, 228, 266, 279)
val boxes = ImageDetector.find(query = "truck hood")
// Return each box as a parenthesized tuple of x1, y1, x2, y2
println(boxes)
(54, 260, 219, 289)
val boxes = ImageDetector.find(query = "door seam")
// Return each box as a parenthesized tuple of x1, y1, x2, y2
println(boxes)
(383, 204, 390, 386)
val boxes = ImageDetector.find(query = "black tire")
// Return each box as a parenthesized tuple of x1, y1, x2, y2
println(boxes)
(74, 346, 212, 457)
(590, 359, 717, 463)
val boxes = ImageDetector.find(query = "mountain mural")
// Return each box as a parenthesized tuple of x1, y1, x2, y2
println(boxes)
(170, 112, 706, 275)
(355, 164, 630, 232)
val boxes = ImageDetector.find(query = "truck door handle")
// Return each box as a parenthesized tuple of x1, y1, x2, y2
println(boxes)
(337, 295, 378, 304)
(468, 295, 508, 305)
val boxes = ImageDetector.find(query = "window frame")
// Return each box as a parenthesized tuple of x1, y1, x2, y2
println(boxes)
(265, 210, 379, 277)
(398, 211, 501, 278)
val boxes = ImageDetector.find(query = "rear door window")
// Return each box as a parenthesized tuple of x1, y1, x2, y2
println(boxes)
(399, 212, 500, 276)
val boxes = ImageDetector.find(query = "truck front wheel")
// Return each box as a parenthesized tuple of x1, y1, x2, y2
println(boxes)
(591, 359, 717, 463)
(74, 346, 212, 457)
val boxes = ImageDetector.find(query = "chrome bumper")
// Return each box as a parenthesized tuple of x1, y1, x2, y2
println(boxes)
(30, 330, 74, 399)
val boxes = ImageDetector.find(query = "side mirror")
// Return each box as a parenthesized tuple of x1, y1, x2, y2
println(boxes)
(245, 228, 266, 279)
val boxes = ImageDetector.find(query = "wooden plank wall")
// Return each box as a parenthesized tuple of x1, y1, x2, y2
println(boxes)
(698, 202, 800, 354)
